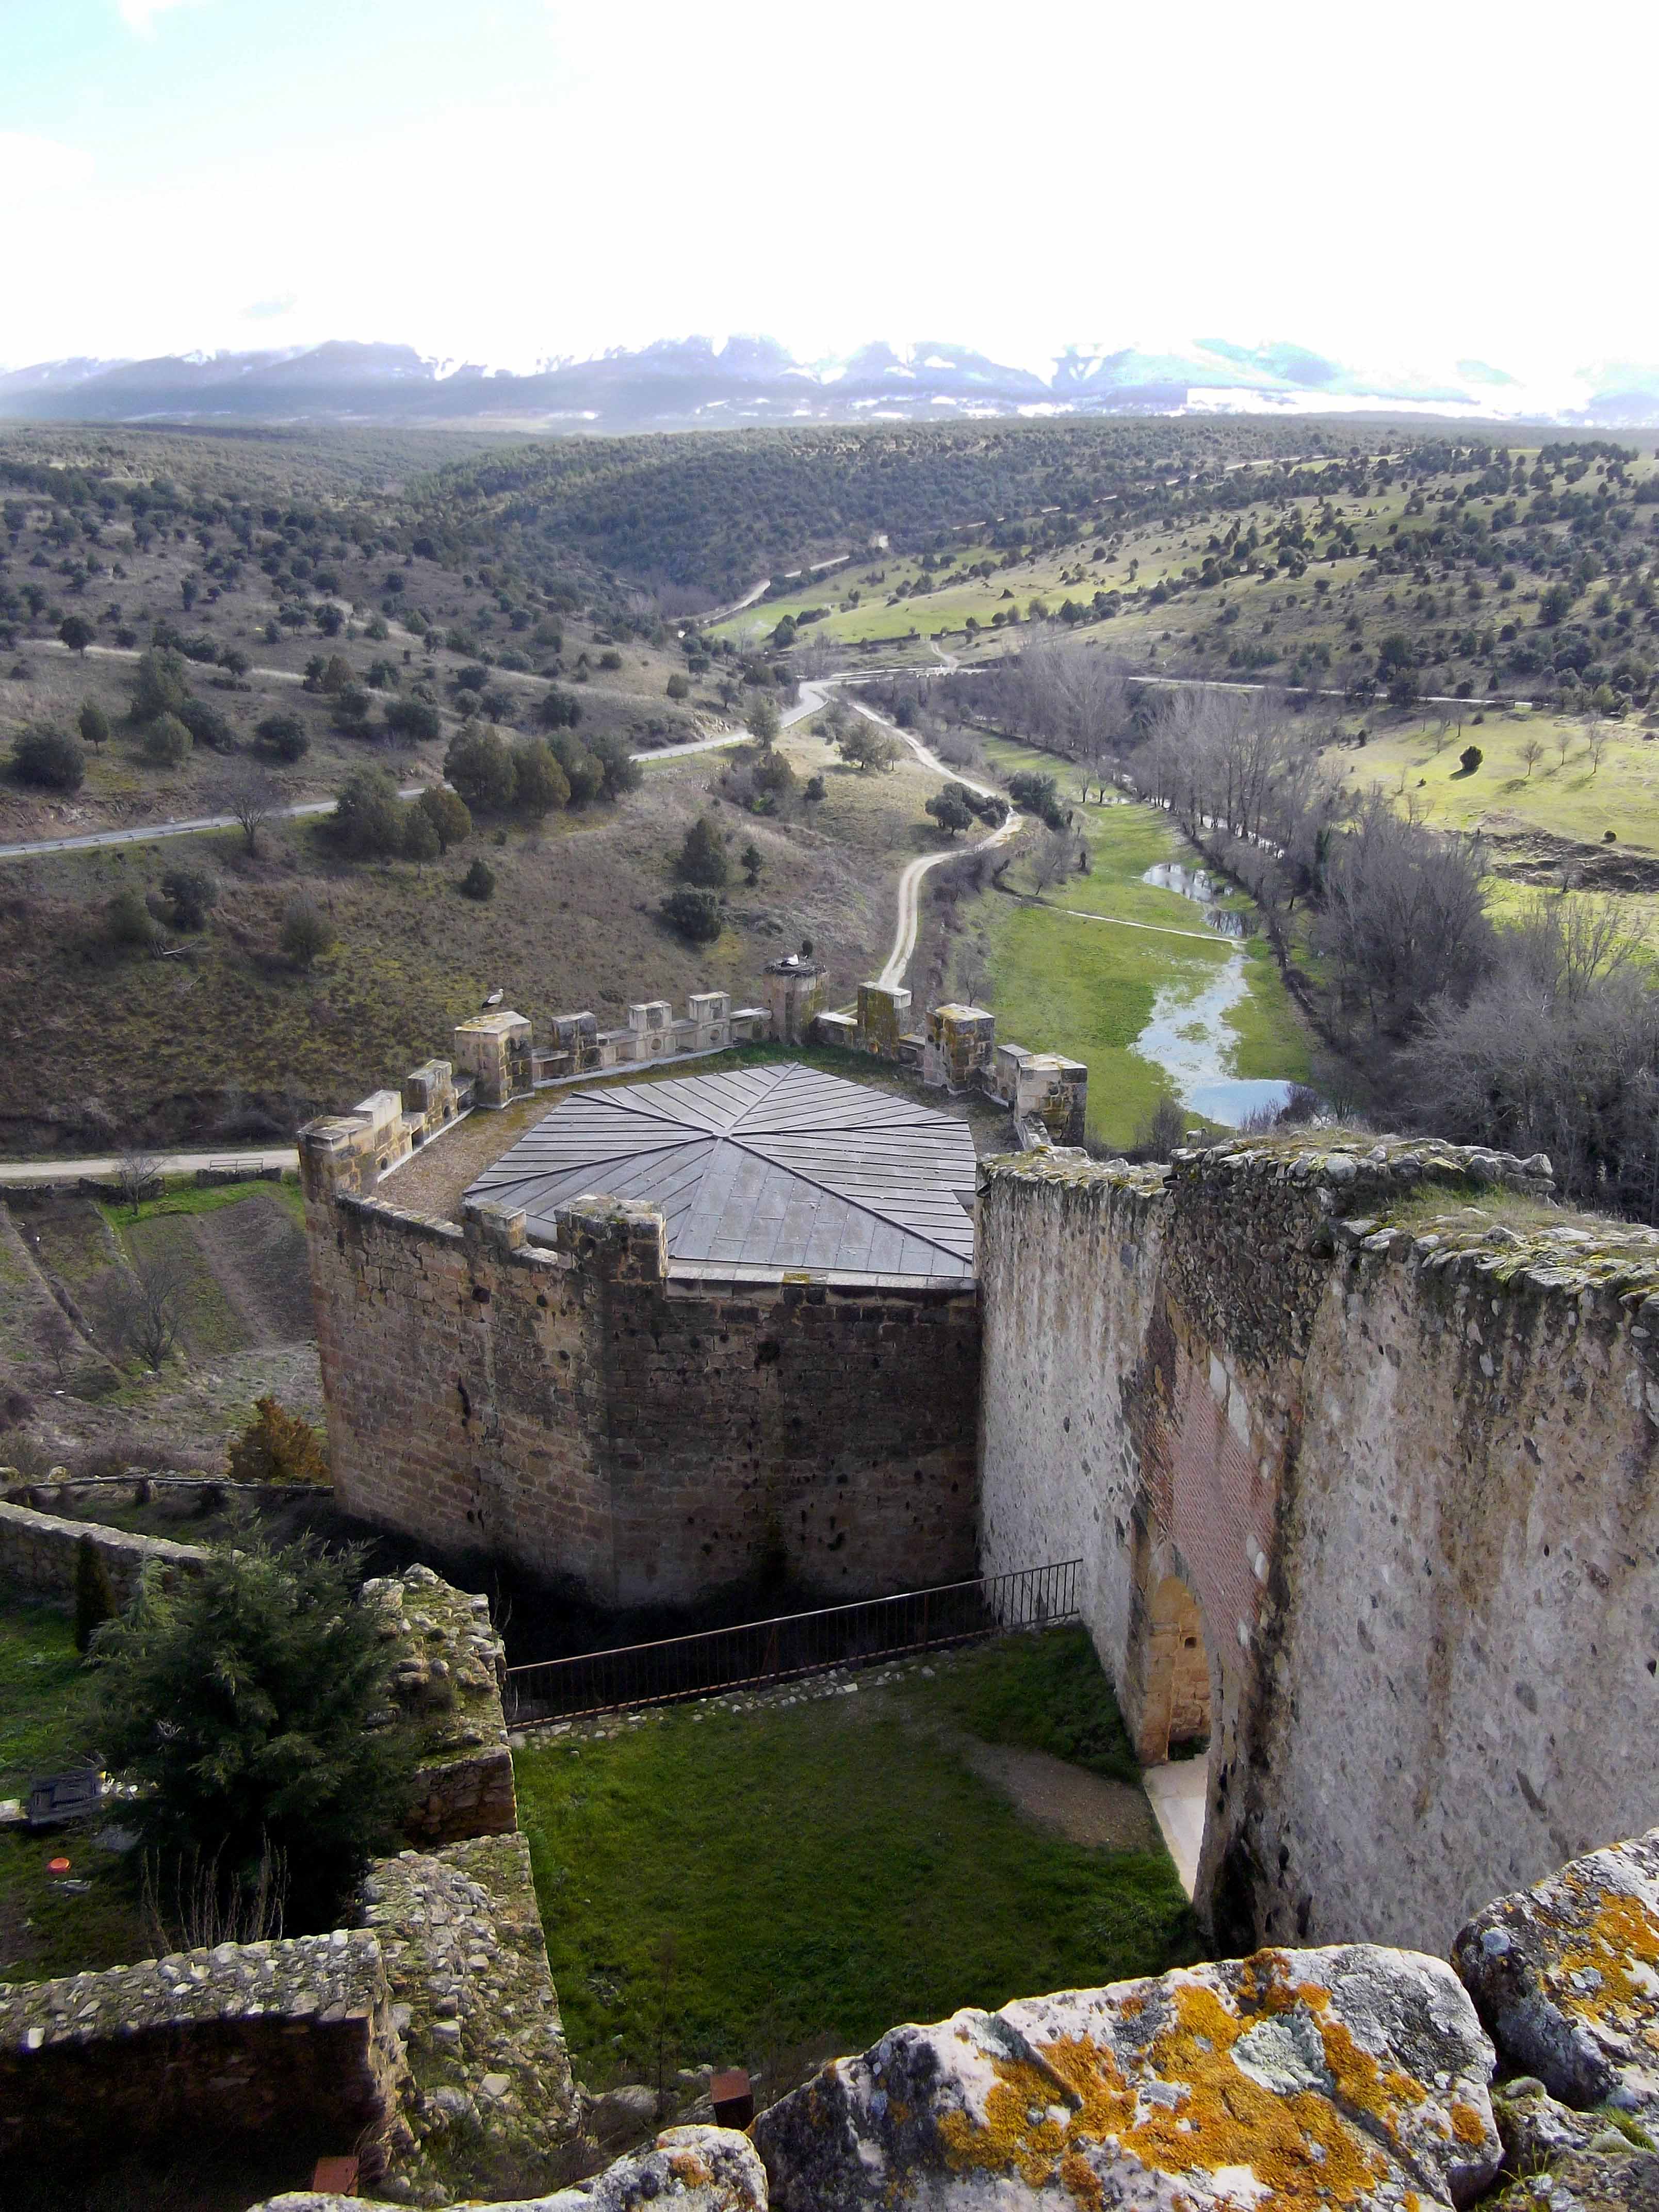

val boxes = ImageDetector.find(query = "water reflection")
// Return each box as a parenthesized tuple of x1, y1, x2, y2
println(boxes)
(1142, 863, 1246, 938)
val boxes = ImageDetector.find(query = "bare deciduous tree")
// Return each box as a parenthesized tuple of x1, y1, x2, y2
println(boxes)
(113, 1144, 165, 1218)
(216, 760, 282, 855)
(94, 1249, 192, 1370)
(1031, 828, 1076, 896)
(1520, 735, 1545, 779)
(32, 1303, 78, 1387)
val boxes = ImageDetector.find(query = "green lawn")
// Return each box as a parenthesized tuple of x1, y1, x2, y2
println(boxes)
(1348, 707, 1659, 852)
(514, 1629, 1193, 2089)
(0, 1591, 149, 1982)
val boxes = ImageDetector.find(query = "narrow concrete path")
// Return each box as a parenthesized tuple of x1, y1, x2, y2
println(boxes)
(1142, 1758, 1207, 1898)
(0, 1148, 298, 1188)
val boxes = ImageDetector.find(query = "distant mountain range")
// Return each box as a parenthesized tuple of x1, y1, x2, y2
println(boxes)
(2, 335, 1657, 431)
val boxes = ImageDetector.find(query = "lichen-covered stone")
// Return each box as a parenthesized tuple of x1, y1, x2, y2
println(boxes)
(1492, 2079, 1644, 2167)
(1452, 1829, 1659, 2123)
(252, 2123, 768, 2212)
(754, 1946, 1501, 2211)
(1488, 2148, 1659, 2212)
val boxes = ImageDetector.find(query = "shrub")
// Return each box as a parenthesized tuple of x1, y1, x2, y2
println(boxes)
(512, 739, 572, 818)
(666, 672, 690, 700)
(676, 814, 728, 887)
(160, 865, 217, 931)
(383, 697, 442, 743)
(536, 684, 582, 731)
(804, 773, 826, 801)
(661, 886, 722, 942)
(106, 887, 158, 950)
(74, 1536, 119, 1654)
(253, 712, 308, 762)
(131, 645, 190, 722)
(95, 1527, 415, 1932)
(417, 784, 472, 853)
(547, 728, 603, 803)
(12, 723, 86, 789)
(1459, 744, 1484, 775)
(401, 803, 440, 862)
(588, 728, 642, 798)
(227, 1396, 329, 1485)
(177, 697, 235, 753)
(460, 857, 496, 901)
(598, 648, 623, 671)
(280, 899, 333, 970)
(444, 722, 516, 812)
(331, 765, 405, 857)
(78, 700, 110, 753)
(139, 711, 191, 767)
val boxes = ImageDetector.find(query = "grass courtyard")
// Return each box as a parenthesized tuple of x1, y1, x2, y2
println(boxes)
(513, 1627, 1194, 2093)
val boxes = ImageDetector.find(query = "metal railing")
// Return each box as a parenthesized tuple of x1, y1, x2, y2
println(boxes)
(504, 1558, 1081, 1727)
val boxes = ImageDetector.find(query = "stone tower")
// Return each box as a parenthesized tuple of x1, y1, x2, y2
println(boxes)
(763, 952, 825, 1045)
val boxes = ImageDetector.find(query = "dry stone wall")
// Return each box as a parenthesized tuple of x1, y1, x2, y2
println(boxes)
(0, 1928, 408, 2181)
(0, 1495, 205, 1603)
(978, 1137, 1659, 1956)
(304, 1170, 979, 1608)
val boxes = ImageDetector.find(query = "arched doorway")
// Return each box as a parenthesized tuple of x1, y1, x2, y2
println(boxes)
(1138, 1575, 1211, 1899)
(1141, 1575, 1211, 1761)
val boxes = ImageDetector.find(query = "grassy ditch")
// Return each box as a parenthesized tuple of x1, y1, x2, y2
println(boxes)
(514, 1628, 1193, 2091)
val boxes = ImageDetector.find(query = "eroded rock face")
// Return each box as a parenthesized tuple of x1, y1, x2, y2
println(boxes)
(250, 2124, 767, 2212)
(1452, 1829, 1659, 2123)
(754, 1946, 1501, 2212)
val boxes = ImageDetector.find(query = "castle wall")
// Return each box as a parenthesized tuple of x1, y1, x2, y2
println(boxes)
(977, 1142, 1659, 1956)
(305, 1170, 980, 1608)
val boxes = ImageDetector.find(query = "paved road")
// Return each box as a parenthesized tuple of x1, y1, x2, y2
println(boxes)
(0, 785, 429, 860)
(0, 1147, 299, 1189)
(803, 681, 1023, 993)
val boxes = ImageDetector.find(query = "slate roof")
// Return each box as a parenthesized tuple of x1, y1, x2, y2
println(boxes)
(465, 1062, 978, 1283)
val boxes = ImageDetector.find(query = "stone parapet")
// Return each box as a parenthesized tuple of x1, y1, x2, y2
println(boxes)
(0, 1928, 408, 2180)
(0, 1497, 205, 1605)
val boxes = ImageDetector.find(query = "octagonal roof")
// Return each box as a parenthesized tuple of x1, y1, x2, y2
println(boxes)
(465, 1061, 978, 1283)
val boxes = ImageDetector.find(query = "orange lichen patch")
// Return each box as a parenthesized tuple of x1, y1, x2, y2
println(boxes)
(1550, 1888, 1659, 2030)
(1318, 2015, 1430, 2133)
(937, 1981, 1416, 2212)
(1451, 2104, 1488, 2145)
(668, 2150, 713, 2186)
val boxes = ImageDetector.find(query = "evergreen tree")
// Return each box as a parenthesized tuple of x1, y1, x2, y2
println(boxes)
(96, 1528, 414, 1931)
(676, 815, 728, 887)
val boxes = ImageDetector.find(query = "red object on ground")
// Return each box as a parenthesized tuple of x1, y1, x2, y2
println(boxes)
(46, 1857, 71, 1876)
(710, 2068, 755, 2129)
(312, 2155, 360, 2194)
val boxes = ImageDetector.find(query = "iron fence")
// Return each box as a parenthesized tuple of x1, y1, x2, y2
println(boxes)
(504, 1558, 1081, 1727)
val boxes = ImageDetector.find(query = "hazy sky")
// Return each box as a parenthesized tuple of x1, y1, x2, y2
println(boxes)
(2, 0, 1652, 397)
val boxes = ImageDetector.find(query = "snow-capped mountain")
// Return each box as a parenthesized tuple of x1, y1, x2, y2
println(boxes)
(0, 336, 1653, 429)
